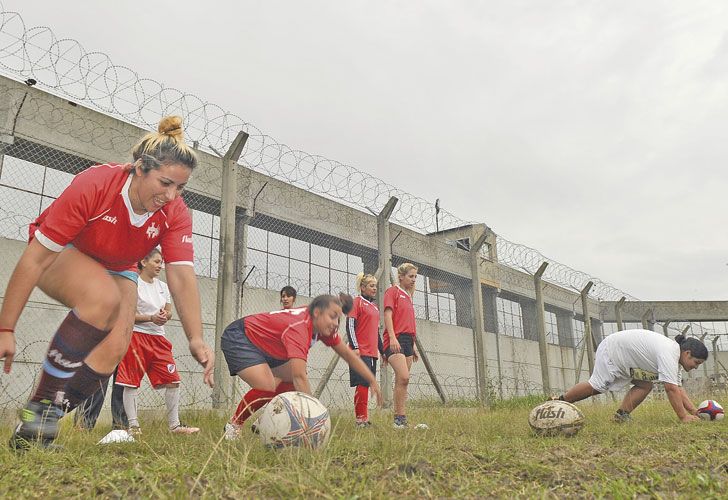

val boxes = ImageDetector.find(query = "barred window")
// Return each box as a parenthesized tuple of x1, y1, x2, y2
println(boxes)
(497, 296, 524, 339)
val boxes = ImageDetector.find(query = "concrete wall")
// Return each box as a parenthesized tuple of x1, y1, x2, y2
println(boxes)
(1, 75, 725, 418)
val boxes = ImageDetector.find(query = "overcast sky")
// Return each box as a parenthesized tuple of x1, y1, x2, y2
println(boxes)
(4, 0, 728, 301)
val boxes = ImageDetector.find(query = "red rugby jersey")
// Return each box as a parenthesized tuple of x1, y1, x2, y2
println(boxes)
(382, 285, 417, 350)
(29, 163, 193, 271)
(244, 307, 341, 361)
(346, 295, 380, 357)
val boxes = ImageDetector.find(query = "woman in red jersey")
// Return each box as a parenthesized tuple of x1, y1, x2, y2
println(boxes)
(383, 263, 419, 429)
(346, 273, 383, 427)
(221, 293, 383, 440)
(0, 116, 214, 449)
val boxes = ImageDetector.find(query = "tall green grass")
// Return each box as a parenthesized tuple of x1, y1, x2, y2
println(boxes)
(0, 399, 725, 498)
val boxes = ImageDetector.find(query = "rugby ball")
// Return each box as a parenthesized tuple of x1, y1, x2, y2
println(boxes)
(257, 391, 331, 450)
(697, 400, 724, 421)
(529, 400, 584, 437)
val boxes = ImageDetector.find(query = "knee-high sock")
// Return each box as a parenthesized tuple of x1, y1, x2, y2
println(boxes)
(275, 382, 295, 394)
(32, 311, 109, 406)
(354, 385, 369, 421)
(165, 386, 181, 429)
(64, 364, 112, 412)
(232, 389, 276, 425)
(123, 386, 140, 428)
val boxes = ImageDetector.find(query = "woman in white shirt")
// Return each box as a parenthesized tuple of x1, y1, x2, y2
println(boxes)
(115, 248, 199, 435)
(556, 329, 708, 423)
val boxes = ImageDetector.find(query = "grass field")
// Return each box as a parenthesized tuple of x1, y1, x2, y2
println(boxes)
(0, 396, 725, 498)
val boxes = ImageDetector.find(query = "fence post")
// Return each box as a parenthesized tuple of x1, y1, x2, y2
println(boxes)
(534, 262, 550, 395)
(641, 309, 653, 331)
(699, 332, 709, 380)
(712, 336, 719, 385)
(373, 197, 398, 405)
(580, 281, 595, 373)
(615, 296, 626, 331)
(469, 229, 490, 405)
(212, 131, 248, 409)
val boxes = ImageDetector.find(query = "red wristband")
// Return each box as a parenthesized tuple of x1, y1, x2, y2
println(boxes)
(0, 328, 14, 333)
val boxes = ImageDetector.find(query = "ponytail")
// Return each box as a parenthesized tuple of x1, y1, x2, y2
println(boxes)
(675, 334, 709, 360)
(132, 115, 198, 173)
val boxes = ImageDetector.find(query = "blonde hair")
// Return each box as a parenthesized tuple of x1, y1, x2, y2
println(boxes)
(397, 263, 418, 277)
(356, 272, 377, 291)
(132, 116, 198, 173)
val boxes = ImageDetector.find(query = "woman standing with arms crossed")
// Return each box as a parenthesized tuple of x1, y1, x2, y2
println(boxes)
(116, 248, 200, 435)
(382, 263, 420, 429)
(0, 116, 214, 449)
(346, 273, 383, 427)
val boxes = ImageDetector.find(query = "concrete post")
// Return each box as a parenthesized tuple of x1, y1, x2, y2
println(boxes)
(469, 230, 490, 405)
(482, 286, 503, 399)
(534, 262, 550, 395)
(712, 337, 719, 385)
(212, 131, 248, 408)
(376, 197, 398, 405)
(699, 332, 709, 380)
(641, 309, 654, 331)
(615, 297, 626, 332)
(580, 282, 595, 373)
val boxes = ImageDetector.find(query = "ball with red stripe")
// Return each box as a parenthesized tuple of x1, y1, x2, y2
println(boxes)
(696, 400, 724, 421)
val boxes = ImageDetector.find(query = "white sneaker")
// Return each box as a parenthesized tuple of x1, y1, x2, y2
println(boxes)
(224, 422, 242, 441)
(171, 423, 200, 435)
(414, 423, 429, 430)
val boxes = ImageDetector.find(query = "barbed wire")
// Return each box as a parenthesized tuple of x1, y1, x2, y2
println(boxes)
(0, 4, 723, 345)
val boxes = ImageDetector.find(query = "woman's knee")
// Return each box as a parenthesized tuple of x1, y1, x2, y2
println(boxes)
(78, 285, 123, 330)
(395, 370, 410, 386)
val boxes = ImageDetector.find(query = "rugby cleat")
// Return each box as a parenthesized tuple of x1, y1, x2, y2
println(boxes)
(9, 399, 65, 451)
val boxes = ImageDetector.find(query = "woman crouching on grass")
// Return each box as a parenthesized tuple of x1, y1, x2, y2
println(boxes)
(221, 293, 383, 440)
(554, 330, 707, 422)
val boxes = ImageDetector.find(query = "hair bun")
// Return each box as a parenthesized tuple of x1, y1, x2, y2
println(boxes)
(675, 334, 686, 344)
(158, 115, 184, 139)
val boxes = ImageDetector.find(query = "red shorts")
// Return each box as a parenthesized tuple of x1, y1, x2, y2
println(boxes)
(116, 332, 181, 388)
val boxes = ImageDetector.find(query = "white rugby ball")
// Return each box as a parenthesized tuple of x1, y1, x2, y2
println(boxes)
(257, 391, 331, 450)
(529, 400, 585, 437)
(696, 400, 724, 421)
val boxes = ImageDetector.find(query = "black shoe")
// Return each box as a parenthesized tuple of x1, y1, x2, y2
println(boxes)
(9, 400, 64, 451)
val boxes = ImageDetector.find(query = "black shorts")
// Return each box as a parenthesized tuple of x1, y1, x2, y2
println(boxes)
(349, 355, 378, 387)
(384, 333, 415, 359)
(221, 319, 287, 376)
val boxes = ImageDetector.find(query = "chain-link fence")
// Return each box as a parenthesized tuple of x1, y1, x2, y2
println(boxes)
(0, 6, 726, 421)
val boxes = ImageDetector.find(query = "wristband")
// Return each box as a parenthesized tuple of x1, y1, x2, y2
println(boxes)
(0, 328, 14, 333)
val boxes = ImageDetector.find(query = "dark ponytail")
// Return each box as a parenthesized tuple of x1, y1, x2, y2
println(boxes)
(675, 334, 709, 360)
(308, 292, 354, 316)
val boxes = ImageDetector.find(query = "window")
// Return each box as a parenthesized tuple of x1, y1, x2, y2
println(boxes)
(0, 155, 74, 241)
(497, 296, 524, 339)
(572, 318, 585, 348)
(390, 267, 458, 326)
(190, 210, 220, 278)
(245, 225, 363, 298)
(544, 310, 558, 344)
